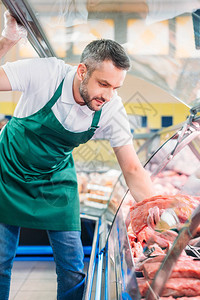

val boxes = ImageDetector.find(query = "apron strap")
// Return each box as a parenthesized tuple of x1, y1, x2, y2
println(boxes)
(45, 78, 101, 131)
(89, 110, 102, 130)
(45, 79, 65, 110)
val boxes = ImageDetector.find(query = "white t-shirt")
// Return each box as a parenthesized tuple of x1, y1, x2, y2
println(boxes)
(2, 57, 132, 147)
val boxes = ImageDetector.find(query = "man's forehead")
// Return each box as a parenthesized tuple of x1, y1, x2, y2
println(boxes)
(93, 62, 126, 86)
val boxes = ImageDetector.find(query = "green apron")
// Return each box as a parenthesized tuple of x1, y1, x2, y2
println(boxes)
(0, 79, 101, 231)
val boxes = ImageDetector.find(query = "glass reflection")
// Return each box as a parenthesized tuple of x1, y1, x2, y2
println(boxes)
(26, 0, 200, 108)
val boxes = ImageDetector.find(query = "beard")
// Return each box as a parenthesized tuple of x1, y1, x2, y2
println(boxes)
(79, 77, 106, 111)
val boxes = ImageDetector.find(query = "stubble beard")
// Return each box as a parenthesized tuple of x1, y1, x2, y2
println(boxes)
(79, 82, 95, 111)
(79, 77, 105, 111)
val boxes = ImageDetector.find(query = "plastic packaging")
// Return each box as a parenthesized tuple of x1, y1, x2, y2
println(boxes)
(1, 10, 27, 43)
(48, 0, 88, 27)
(146, 0, 200, 24)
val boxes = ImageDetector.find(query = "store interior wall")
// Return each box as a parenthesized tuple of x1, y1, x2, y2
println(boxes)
(0, 2, 190, 133)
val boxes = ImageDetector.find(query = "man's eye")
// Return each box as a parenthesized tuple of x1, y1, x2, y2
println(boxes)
(99, 82, 107, 87)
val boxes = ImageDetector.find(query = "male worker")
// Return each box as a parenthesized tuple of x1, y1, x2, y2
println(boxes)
(0, 11, 154, 300)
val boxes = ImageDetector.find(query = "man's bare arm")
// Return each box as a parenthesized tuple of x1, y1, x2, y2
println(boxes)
(0, 36, 17, 59)
(0, 36, 16, 91)
(113, 144, 155, 202)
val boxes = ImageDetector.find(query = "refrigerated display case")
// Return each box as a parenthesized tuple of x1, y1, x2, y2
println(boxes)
(99, 113, 200, 300)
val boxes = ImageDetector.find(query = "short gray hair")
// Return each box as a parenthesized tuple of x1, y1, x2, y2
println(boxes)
(80, 39, 131, 74)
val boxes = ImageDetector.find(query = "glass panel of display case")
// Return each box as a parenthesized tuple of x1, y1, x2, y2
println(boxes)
(107, 207, 140, 300)
(3, 0, 200, 109)
(108, 117, 200, 299)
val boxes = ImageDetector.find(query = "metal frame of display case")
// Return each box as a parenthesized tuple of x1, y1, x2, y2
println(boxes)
(1, 0, 55, 57)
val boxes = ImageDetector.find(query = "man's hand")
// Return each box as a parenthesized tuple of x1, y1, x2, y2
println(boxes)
(147, 206, 180, 231)
(147, 206, 161, 228)
(2, 10, 27, 42)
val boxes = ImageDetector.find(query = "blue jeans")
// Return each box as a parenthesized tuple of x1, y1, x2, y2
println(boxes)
(0, 223, 85, 300)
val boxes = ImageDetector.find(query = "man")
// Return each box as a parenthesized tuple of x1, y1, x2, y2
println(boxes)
(0, 11, 154, 300)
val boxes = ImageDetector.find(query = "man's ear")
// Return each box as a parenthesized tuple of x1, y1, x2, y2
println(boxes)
(77, 63, 87, 81)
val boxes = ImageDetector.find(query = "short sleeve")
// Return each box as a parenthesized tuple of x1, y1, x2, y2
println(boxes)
(2, 57, 66, 92)
(107, 104, 133, 147)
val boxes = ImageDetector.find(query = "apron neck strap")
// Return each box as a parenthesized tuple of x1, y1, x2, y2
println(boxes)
(45, 79, 65, 110)
(90, 110, 102, 130)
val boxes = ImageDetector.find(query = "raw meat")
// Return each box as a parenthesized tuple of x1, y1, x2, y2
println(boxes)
(130, 194, 200, 234)
(137, 226, 171, 249)
(159, 297, 200, 300)
(138, 277, 200, 297)
(131, 241, 143, 258)
(142, 259, 200, 279)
